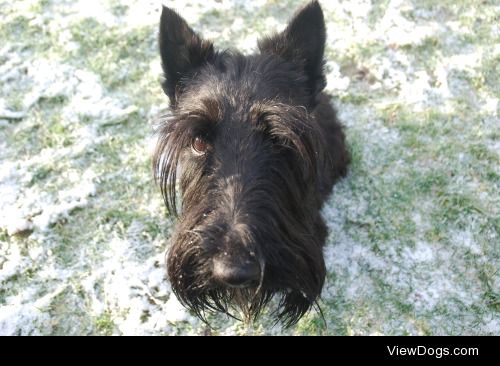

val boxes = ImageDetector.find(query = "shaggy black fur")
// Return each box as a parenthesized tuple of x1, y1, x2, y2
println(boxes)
(153, 1, 349, 327)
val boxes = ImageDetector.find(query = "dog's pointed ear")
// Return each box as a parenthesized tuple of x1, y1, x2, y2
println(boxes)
(258, 1, 326, 96)
(159, 6, 214, 104)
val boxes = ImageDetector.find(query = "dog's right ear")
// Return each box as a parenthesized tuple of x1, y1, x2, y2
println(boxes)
(258, 1, 326, 98)
(159, 7, 214, 105)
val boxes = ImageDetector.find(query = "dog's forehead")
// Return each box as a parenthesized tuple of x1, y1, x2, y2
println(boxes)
(182, 53, 307, 109)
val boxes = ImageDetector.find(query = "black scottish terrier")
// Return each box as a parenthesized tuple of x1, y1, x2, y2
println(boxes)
(153, 1, 349, 326)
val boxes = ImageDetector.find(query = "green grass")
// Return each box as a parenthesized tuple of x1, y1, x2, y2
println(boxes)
(95, 311, 115, 335)
(69, 18, 157, 91)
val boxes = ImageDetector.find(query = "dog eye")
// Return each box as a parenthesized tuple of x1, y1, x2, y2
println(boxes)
(192, 136, 209, 155)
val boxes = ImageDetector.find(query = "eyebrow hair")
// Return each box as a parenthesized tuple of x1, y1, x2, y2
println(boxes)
(178, 97, 224, 124)
(250, 100, 309, 124)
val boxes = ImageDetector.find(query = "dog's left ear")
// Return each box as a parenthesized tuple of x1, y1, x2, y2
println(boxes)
(258, 1, 326, 97)
(159, 6, 215, 105)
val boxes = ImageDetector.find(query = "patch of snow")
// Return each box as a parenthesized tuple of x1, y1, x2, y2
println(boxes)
(21, 60, 80, 110)
(5, 216, 33, 236)
(164, 295, 189, 323)
(402, 241, 434, 263)
(0, 285, 67, 336)
(75, 224, 193, 335)
(0, 162, 21, 209)
(399, 71, 432, 111)
(376, 0, 440, 46)
(325, 61, 351, 92)
(61, 68, 137, 125)
(451, 230, 481, 255)
(481, 318, 500, 335)
(71, 0, 118, 27)
(28, 170, 96, 231)
(0, 242, 25, 283)
(123, 1, 161, 30)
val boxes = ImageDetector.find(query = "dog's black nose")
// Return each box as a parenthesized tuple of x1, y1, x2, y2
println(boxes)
(213, 258, 260, 288)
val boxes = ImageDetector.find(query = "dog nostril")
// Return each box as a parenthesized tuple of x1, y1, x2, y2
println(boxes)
(212, 258, 260, 288)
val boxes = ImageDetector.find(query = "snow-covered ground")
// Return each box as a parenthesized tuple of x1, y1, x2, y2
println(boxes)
(0, 0, 498, 335)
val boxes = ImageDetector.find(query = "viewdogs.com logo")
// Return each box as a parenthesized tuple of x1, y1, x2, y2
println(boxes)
(387, 346, 479, 358)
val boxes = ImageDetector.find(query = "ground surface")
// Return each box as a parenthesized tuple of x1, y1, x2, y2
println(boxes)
(0, 0, 498, 335)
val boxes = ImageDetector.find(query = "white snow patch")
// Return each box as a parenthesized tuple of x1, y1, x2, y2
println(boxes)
(21, 60, 79, 110)
(451, 230, 481, 255)
(408, 275, 461, 311)
(402, 241, 434, 263)
(76, 226, 193, 335)
(481, 318, 500, 335)
(71, 0, 117, 27)
(0, 162, 34, 235)
(399, 71, 432, 111)
(0, 242, 25, 283)
(0, 55, 137, 126)
(5, 216, 33, 236)
(0, 162, 22, 208)
(325, 61, 351, 92)
(164, 295, 189, 323)
(61, 69, 138, 125)
(28, 170, 96, 231)
(123, 1, 161, 29)
(376, 0, 440, 46)
(0, 285, 67, 336)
